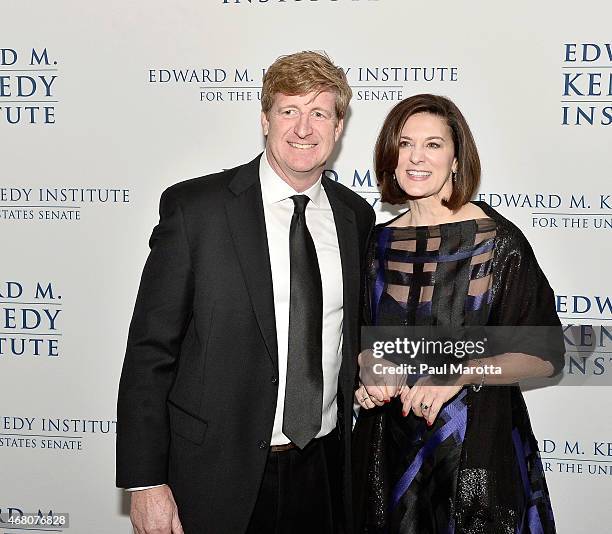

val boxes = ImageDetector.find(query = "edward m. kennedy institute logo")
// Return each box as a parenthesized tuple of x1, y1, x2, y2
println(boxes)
(0, 47, 58, 125)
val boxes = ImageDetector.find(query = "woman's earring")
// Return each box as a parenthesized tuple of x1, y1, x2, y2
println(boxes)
(451, 171, 457, 183)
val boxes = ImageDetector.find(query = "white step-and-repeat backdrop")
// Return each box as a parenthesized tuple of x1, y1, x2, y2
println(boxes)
(2, 1, 610, 532)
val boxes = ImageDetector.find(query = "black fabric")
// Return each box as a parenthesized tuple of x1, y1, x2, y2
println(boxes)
(353, 202, 563, 534)
(283, 195, 324, 449)
(246, 430, 341, 534)
(116, 154, 376, 534)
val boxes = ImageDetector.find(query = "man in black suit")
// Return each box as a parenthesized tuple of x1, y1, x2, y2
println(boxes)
(116, 51, 374, 534)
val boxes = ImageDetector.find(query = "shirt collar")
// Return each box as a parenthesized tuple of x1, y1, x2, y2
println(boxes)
(259, 150, 323, 207)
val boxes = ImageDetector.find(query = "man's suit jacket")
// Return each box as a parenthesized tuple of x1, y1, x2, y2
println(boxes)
(116, 154, 375, 533)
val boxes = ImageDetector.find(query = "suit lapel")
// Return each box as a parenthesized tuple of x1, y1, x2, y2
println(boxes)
(224, 166, 360, 375)
(323, 178, 360, 372)
(225, 156, 278, 369)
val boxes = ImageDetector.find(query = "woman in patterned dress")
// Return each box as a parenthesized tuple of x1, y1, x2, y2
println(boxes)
(353, 94, 564, 534)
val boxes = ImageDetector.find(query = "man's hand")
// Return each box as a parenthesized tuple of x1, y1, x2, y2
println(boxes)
(130, 485, 184, 534)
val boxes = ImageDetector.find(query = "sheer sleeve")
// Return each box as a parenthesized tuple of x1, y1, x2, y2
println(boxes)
(487, 218, 565, 376)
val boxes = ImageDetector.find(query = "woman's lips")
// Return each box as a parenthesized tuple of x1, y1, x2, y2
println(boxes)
(405, 170, 432, 181)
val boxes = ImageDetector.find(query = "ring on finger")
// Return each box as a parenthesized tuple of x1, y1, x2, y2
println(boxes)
(420, 402, 429, 411)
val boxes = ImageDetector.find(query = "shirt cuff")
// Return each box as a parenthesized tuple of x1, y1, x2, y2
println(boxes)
(125, 484, 165, 492)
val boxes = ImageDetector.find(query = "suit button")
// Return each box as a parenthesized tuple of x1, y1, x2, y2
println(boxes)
(258, 440, 268, 449)
(271, 376, 278, 384)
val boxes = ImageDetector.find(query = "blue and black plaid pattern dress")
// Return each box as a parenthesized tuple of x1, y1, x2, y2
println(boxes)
(353, 211, 559, 534)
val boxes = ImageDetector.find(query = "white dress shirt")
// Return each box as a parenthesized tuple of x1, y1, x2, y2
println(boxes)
(259, 152, 344, 446)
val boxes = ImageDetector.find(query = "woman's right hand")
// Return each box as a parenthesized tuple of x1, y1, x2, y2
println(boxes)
(355, 382, 387, 409)
(356, 350, 407, 409)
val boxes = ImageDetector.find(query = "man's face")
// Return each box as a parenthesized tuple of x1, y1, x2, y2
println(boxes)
(261, 91, 343, 190)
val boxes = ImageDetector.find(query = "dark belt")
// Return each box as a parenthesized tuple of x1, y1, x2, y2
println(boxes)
(270, 429, 338, 453)
(270, 442, 297, 452)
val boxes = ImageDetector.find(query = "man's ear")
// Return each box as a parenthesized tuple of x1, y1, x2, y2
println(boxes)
(334, 118, 344, 142)
(261, 111, 269, 136)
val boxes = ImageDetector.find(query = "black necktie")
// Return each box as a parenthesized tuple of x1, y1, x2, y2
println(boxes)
(283, 195, 323, 449)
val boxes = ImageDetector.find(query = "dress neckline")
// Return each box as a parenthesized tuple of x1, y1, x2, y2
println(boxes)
(383, 216, 493, 231)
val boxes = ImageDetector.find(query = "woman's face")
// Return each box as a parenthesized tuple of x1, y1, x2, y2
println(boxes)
(394, 112, 458, 202)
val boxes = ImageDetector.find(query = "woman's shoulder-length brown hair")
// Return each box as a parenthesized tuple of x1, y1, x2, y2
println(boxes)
(375, 94, 480, 211)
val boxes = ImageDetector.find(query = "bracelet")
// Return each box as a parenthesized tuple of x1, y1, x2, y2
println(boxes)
(471, 359, 485, 392)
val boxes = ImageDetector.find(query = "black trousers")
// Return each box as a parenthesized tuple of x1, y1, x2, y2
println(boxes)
(246, 430, 342, 534)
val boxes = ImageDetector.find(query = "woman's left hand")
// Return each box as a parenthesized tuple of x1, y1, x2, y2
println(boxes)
(400, 377, 462, 426)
